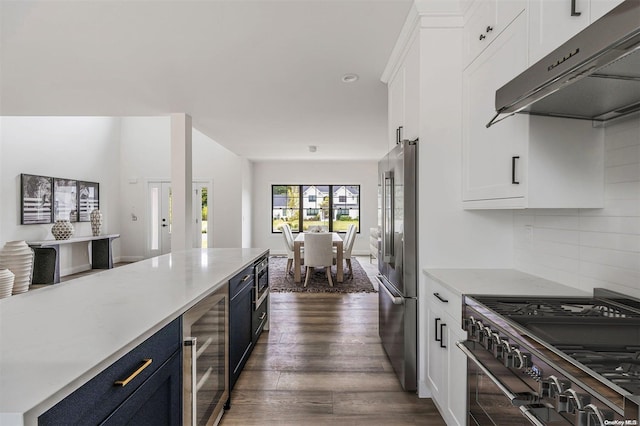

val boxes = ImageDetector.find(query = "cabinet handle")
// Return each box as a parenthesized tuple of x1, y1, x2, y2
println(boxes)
(114, 358, 153, 387)
(259, 312, 267, 321)
(398, 126, 403, 144)
(512, 156, 520, 184)
(433, 292, 449, 303)
(434, 317, 442, 342)
(241, 274, 251, 282)
(571, 0, 581, 16)
(479, 34, 486, 41)
(486, 25, 493, 33)
(440, 323, 447, 348)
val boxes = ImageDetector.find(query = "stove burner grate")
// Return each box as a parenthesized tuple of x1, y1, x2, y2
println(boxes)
(479, 298, 640, 319)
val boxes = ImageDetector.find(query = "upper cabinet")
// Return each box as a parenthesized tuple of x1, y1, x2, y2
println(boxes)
(463, 0, 526, 67)
(462, 6, 604, 209)
(387, 35, 420, 152)
(529, 0, 625, 64)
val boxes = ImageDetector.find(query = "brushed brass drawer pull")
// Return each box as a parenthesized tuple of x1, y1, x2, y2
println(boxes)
(114, 358, 152, 387)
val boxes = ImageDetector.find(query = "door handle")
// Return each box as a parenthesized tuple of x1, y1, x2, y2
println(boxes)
(435, 318, 442, 342)
(570, 0, 581, 16)
(440, 323, 447, 348)
(512, 156, 520, 184)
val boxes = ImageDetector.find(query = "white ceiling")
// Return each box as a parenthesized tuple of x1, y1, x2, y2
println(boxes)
(0, 0, 412, 161)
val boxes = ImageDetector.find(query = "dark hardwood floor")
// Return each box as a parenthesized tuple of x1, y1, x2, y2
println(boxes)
(221, 292, 446, 426)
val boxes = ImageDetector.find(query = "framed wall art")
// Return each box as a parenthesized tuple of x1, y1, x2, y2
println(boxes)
(21, 174, 53, 224)
(53, 178, 78, 222)
(78, 181, 99, 222)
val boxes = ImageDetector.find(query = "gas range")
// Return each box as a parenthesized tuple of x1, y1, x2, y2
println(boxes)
(459, 289, 640, 426)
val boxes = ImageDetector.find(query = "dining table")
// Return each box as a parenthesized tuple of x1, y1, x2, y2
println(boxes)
(293, 232, 343, 283)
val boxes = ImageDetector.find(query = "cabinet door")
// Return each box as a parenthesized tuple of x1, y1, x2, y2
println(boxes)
(446, 323, 467, 426)
(101, 351, 182, 426)
(229, 279, 254, 390)
(426, 304, 446, 402)
(529, 0, 590, 64)
(402, 36, 420, 142)
(462, 12, 528, 204)
(388, 67, 405, 151)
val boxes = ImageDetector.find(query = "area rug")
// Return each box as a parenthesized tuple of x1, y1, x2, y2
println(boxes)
(269, 256, 377, 293)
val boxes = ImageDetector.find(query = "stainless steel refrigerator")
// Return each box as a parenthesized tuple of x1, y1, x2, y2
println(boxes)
(376, 139, 417, 391)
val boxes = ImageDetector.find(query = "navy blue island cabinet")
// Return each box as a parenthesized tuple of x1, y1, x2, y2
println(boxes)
(38, 318, 182, 426)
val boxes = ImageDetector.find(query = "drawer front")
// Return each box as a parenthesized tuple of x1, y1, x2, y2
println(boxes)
(39, 317, 181, 425)
(252, 293, 268, 343)
(229, 265, 254, 299)
(426, 275, 462, 324)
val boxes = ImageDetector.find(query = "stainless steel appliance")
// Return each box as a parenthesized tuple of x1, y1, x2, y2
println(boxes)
(458, 289, 640, 425)
(376, 139, 418, 391)
(254, 256, 269, 310)
(488, 0, 640, 127)
(183, 284, 229, 426)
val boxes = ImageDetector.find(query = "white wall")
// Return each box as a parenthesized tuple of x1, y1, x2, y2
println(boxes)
(514, 118, 640, 298)
(192, 128, 245, 248)
(118, 116, 171, 260)
(0, 116, 122, 275)
(119, 117, 247, 259)
(251, 160, 378, 255)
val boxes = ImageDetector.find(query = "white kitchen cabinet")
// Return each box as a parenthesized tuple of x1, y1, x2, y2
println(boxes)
(425, 276, 467, 426)
(463, 0, 526, 67)
(529, 0, 625, 65)
(387, 34, 419, 152)
(462, 12, 529, 205)
(462, 11, 604, 209)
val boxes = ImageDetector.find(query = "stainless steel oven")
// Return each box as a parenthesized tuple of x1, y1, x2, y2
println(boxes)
(459, 290, 640, 426)
(254, 256, 269, 310)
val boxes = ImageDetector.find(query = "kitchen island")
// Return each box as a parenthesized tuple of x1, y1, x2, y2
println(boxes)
(0, 248, 268, 426)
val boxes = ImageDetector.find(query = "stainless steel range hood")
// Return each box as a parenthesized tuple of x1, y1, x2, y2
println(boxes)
(488, 0, 640, 128)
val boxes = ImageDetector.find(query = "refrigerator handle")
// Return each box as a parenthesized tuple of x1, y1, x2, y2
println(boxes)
(382, 170, 394, 263)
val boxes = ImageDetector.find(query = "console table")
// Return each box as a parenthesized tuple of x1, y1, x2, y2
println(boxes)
(28, 234, 120, 284)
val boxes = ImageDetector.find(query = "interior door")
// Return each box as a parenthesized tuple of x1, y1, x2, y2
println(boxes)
(192, 182, 211, 249)
(149, 182, 172, 257)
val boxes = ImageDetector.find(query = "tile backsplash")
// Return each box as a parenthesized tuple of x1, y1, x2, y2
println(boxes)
(514, 118, 640, 298)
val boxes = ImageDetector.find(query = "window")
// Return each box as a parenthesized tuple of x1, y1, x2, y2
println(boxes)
(272, 184, 360, 233)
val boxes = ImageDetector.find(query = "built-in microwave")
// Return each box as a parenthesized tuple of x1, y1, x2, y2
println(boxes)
(254, 256, 269, 310)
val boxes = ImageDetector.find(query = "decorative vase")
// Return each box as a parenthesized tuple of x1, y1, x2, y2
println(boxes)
(90, 209, 103, 236)
(0, 241, 34, 295)
(51, 219, 74, 240)
(0, 268, 15, 299)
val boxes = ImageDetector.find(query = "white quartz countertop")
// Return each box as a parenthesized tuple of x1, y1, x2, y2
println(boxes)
(0, 248, 268, 425)
(423, 268, 590, 297)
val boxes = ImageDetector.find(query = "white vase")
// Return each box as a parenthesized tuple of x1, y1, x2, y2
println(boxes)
(0, 268, 15, 299)
(90, 209, 103, 236)
(51, 219, 74, 240)
(0, 241, 33, 295)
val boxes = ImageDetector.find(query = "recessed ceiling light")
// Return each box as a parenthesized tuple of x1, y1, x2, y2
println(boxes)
(341, 73, 359, 83)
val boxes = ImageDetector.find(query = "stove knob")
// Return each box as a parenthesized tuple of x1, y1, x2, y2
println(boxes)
(481, 326, 493, 350)
(540, 375, 570, 397)
(575, 404, 613, 426)
(473, 321, 484, 342)
(557, 389, 590, 414)
(513, 348, 531, 369)
(491, 333, 504, 359)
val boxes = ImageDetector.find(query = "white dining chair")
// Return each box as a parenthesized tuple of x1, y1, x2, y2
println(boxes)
(280, 224, 301, 275)
(302, 232, 334, 287)
(341, 224, 357, 279)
